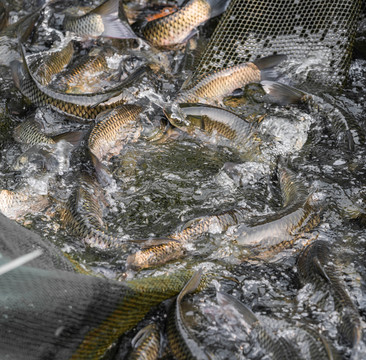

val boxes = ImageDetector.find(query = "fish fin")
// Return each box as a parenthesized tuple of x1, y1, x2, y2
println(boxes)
(89, 151, 113, 186)
(10, 60, 23, 90)
(131, 324, 159, 348)
(313, 256, 331, 282)
(216, 292, 259, 326)
(260, 80, 304, 105)
(207, 0, 231, 18)
(253, 54, 287, 81)
(53, 131, 85, 146)
(92, 0, 137, 39)
(177, 268, 203, 302)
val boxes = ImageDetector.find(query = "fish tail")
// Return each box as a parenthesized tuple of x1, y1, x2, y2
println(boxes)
(253, 54, 287, 81)
(177, 268, 203, 301)
(93, 0, 137, 39)
(53, 131, 85, 146)
(207, 0, 231, 18)
(260, 80, 305, 105)
(216, 291, 258, 326)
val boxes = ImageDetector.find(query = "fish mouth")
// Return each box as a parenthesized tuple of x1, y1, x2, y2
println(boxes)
(163, 103, 188, 128)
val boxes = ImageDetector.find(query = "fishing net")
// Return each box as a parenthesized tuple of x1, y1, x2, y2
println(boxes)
(0, 214, 197, 359)
(194, 0, 363, 88)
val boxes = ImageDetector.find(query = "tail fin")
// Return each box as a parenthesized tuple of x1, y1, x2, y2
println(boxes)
(260, 80, 304, 105)
(216, 291, 259, 326)
(253, 55, 287, 81)
(208, 0, 231, 18)
(93, 0, 137, 39)
(53, 131, 85, 146)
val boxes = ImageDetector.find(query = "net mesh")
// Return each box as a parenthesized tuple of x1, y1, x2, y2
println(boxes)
(194, 0, 363, 88)
(0, 214, 198, 359)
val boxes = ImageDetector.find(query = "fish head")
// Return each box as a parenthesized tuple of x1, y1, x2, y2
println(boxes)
(163, 103, 189, 128)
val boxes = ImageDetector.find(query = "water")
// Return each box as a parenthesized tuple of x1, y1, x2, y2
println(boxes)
(0, 0, 365, 358)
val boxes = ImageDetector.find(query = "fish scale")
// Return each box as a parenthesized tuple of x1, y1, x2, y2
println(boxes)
(88, 104, 142, 162)
(61, 172, 126, 249)
(141, 0, 211, 47)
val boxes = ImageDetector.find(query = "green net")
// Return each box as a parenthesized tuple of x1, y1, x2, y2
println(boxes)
(0, 214, 198, 359)
(194, 0, 363, 88)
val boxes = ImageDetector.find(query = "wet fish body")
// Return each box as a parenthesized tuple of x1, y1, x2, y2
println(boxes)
(165, 103, 260, 151)
(127, 207, 248, 271)
(167, 269, 211, 359)
(58, 52, 109, 93)
(11, 47, 146, 120)
(128, 323, 160, 360)
(176, 55, 286, 104)
(127, 240, 184, 271)
(64, 0, 137, 39)
(60, 172, 124, 249)
(0, 189, 49, 220)
(236, 196, 318, 249)
(30, 41, 74, 86)
(14, 119, 56, 146)
(139, 0, 229, 47)
(88, 104, 142, 162)
(297, 241, 361, 348)
(216, 292, 300, 360)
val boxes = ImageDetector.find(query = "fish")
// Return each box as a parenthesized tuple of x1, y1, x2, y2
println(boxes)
(88, 104, 142, 163)
(164, 103, 261, 153)
(137, 0, 230, 48)
(175, 55, 287, 105)
(0, 11, 40, 66)
(166, 269, 212, 359)
(57, 52, 110, 94)
(127, 207, 248, 271)
(29, 40, 74, 86)
(300, 324, 342, 360)
(277, 160, 308, 207)
(261, 80, 363, 150)
(63, 0, 138, 39)
(60, 172, 127, 249)
(0, 189, 49, 221)
(235, 194, 319, 251)
(216, 292, 301, 360)
(127, 239, 185, 271)
(69, 269, 208, 359)
(297, 240, 361, 348)
(13, 119, 84, 147)
(11, 44, 147, 120)
(128, 323, 160, 360)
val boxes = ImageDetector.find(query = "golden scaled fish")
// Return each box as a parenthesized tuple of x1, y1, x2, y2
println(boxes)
(176, 55, 287, 105)
(127, 207, 248, 271)
(88, 104, 142, 162)
(11, 44, 147, 121)
(60, 172, 127, 249)
(0, 189, 49, 221)
(63, 0, 137, 39)
(164, 103, 261, 153)
(297, 241, 361, 348)
(14, 119, 83, 147)
(58, 52, 109, 94)
(29, 40, 74, 86)
(167, 269, 213, 360)
(235, 194, 319, 252)
(128, 324, 160, 360)
(127, 239, 185, 271)
(138, 0, 230, 47)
